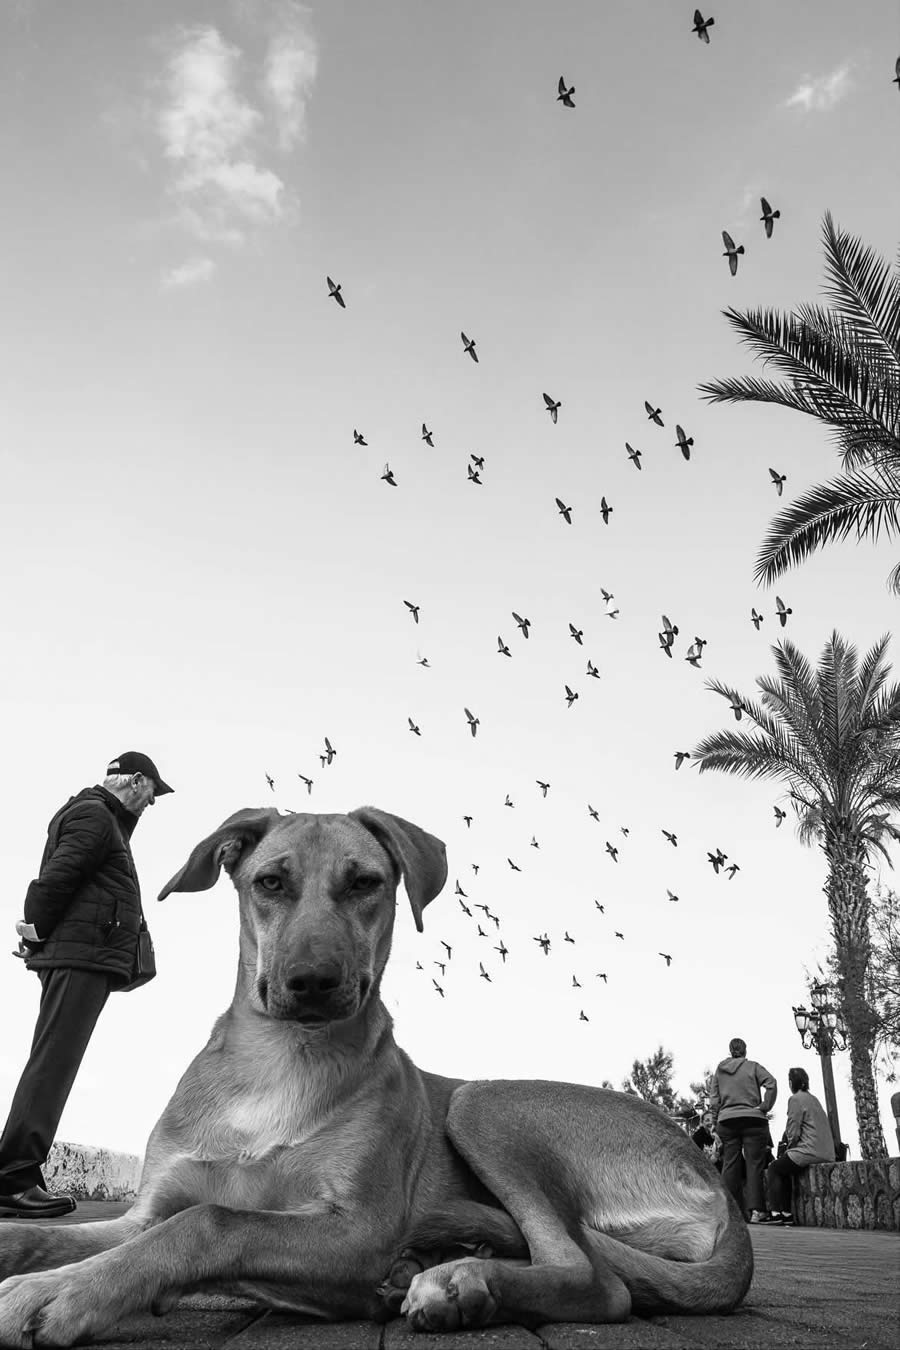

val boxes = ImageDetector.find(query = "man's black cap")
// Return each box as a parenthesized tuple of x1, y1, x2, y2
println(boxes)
(107, 752, 174, 796)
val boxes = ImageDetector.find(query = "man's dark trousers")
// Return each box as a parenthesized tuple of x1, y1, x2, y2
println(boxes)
(717, 1116, 770, 1215)
(0, 968, 110, 1194)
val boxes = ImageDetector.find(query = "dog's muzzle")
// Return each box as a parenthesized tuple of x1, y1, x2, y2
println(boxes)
(260, 962, 370, 1025)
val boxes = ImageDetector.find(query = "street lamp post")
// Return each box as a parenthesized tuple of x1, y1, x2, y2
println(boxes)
(792, 981, 849, 1161)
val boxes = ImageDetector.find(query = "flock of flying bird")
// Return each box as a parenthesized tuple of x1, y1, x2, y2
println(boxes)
(269, 12, 825, 1024)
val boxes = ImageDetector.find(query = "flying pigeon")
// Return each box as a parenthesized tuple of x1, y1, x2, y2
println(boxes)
(467, 463, 482, 484)
(404, 600, 420, 623)
(537, 780, 550, 796)
(408, 717, 421, 736)
(751, 608, 764, 630)
(265, 773, 274, 791)
(569, 622, 584, 645)
(667, 890, 679, 903)
(461, 331, 478, 362)
(353, 429, 367, 446)
(674, 751, 691, 769)
(556, 497, 573, 524)
(662, 829, 678, 847)
(381, 463, 397, 486)
(645, 401, 664, 426)
(605, 841, 619, 862)
(760, 197, 780, 238)
(774, 806, 787, 828)
(543, 392, 562, 424)
(498, 636, 512, 657)
(692, 10, 714, 42)
(323, 737, 336, 765)
(557, 76, 575, 107)
(722, 230, 744, 276)
(769, 468, 787, 496)
(675, 426, 694, 460)
(600, 497, 612, 524)
(775, 596, 792, 627)
(587, 660, 600, 677)
(297, 773, 313, 794)
(464, 707, 479, 737)
(725, 863, 740, 880)
(326, 276, 345, 307)
(626, 442, 642, 470)
(564, 685, 579, 707)
(421, 423, 434, 447)
(512, 612, 531, 638)
(659, 952, 673, 966)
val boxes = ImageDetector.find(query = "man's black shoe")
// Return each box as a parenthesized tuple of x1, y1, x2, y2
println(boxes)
(0, 1186, 77, 1218)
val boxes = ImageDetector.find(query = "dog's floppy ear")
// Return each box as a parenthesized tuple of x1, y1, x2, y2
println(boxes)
(157, 807, 283, 901)
(349, 807, 448, 932)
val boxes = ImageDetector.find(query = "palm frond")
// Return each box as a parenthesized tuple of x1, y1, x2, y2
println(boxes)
(692, 728, 823, 789)
(854, 634, 893, 716)
(819, 631, 858, 772)
(821, 211, 900, 366)
(754, 467, 900, 592)
(701, 307, 899, 445)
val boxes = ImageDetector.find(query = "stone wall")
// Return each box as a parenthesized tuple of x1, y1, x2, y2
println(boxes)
(45, 1141, 142, 1202)
(794, 1157, 900, 1230)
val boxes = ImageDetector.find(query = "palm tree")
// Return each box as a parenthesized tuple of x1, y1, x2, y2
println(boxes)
(693, 630, 900, 1160)
(699, 212, 900, 591)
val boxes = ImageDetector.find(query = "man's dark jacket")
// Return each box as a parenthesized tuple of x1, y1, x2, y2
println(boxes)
(22, 785, 143, 986)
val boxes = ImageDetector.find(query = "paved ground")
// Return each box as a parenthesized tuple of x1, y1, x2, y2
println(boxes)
(0, 1203, 896, 1348)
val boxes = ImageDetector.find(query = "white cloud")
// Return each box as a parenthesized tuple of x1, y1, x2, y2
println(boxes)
(784, 63, 853, 112)
(154, 10, 315, 258)
(262, 5, 319, 150)
(161, 256, 217, 289)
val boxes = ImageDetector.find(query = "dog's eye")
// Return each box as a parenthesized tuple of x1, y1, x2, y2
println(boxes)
(256, 875, 282, 892)
(349, 874, 379, 893)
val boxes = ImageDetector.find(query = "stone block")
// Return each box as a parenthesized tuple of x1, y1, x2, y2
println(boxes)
(44, 1141, 142, 1201)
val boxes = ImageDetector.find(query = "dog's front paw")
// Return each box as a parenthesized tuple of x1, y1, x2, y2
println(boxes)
(0, 1268, 118, 1347)
(402, 1258, 499, 1332)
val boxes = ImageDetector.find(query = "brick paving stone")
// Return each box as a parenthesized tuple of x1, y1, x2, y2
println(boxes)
(385, 1323, 541, 1349)
(227, 1315, 383, 1348)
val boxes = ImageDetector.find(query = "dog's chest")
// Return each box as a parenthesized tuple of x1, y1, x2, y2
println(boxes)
(188, 1070, 327, 1164)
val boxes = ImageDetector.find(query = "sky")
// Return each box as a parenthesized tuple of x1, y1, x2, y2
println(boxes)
(1, 0, 899, 1164)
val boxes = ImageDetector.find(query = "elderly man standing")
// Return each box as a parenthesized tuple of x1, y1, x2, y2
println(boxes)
(709, 1036, 777, 1225)
(0, 752, 173, 1219)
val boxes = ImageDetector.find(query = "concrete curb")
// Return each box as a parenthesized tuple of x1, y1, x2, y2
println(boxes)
(45, 1141, 142, 1201)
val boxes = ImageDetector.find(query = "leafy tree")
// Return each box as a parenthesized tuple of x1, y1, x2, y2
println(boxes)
(622, 1045, 678, 1111)
(693, 630, 900, 1160)
(699, 212, 900, 591)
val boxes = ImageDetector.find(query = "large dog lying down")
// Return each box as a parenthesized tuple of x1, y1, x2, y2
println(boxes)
(0, 808, 751, 1344)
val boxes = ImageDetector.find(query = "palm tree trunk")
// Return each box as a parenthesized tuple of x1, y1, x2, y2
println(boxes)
(825, 850, 889, 1161)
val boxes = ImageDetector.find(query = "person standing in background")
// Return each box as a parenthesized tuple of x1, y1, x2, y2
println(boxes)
(709, 1036, 777, 1224)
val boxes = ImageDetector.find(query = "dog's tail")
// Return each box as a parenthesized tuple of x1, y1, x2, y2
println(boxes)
(581, 1190, 753, 1316)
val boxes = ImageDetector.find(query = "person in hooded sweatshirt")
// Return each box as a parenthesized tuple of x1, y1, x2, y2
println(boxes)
(709, 1036, 777, 1223)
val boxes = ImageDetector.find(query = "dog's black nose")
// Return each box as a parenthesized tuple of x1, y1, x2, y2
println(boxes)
(284, 961, 344, 1001)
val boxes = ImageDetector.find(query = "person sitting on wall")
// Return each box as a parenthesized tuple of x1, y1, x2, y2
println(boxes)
(762, 1065, 836, 1225)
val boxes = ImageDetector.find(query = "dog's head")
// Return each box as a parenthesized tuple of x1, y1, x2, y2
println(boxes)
(157, 807, 447, 1027)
